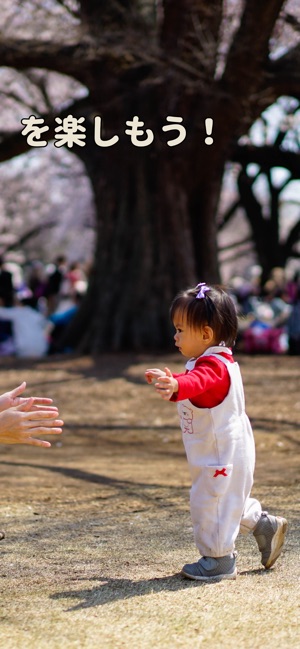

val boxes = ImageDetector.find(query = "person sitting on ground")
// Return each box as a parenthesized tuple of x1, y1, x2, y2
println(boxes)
(0, 290, 49, 357)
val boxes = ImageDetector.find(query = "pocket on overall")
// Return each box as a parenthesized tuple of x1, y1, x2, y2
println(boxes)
(205, 464, 233, 498)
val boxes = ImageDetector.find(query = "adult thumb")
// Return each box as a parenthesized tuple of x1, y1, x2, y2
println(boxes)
(10, 381, 27, 398)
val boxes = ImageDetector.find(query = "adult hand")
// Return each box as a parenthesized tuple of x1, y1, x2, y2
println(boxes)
(0, 382, 57, 413)
(0, 401, 64, 448)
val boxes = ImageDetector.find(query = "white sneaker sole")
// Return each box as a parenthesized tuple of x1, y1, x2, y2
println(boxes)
(264, 517, 288, 569)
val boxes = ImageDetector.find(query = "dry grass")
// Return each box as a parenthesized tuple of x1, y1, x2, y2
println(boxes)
(0, 353, 299, 649)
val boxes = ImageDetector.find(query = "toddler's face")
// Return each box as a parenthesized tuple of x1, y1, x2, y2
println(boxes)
(173, 312, 215, 358)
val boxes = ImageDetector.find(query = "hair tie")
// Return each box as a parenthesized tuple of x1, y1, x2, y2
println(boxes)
(195, 282, 209, 299)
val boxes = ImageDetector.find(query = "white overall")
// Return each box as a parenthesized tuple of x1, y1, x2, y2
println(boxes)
(178, 347, 262, 557)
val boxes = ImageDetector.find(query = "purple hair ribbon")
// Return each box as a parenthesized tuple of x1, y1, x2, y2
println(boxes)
(195, 282, 209, 299)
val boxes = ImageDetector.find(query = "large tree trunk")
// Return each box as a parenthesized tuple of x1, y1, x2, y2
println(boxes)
(65, 137, 217, 352)
(60, 78, 230, 353)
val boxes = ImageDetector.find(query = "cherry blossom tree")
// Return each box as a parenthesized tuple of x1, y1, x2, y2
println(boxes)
(0, 1, 299, 350)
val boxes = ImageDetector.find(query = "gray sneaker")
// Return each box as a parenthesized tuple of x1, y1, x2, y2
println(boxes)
(181, 552, 237, 582)
(253, 513, 287, 569)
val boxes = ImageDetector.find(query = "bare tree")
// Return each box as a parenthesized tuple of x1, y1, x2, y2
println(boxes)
(0, 1, 300, 350)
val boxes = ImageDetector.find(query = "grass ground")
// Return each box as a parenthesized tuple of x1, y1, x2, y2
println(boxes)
(0, 353, 299, 648)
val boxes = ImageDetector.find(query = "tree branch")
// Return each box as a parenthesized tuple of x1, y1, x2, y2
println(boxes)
(0, 96, 92, 163)
(0, 37, 151, 86)
(231, 144, 300, 178)
(283, 11, 300, 33)
(160, 0, 223, 77)
(78, 0, 139, 34)
(217, 198, 241, 231)
(236, 168, 273, 275)
(56, 0, 80, 20)
(218, 235, 253, 252)
(0, 38, 92, 83)
(284, 216, 300, 252)
(266, 43, 300, 100)
(222, 0, 285, 88)
(3, 220, 57, 254)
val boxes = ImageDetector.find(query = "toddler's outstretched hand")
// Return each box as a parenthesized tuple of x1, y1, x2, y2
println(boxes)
(155, 367, 178, 400)
(145, 368, 167, 384)
(145, 367, 178, 400)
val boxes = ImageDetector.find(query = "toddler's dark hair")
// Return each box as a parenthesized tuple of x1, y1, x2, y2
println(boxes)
(170, 284, 238, 347)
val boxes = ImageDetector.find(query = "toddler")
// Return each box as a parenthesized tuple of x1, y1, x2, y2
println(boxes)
(145, 283, 287, 581)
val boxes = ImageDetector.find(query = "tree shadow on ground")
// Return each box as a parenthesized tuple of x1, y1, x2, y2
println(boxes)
(0, 460, 181, 491)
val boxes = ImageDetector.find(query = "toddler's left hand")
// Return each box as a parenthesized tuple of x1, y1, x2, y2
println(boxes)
(155, 367, 178, 400)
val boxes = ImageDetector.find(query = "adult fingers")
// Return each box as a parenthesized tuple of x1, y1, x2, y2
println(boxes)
(28, 419, 64, 429)
(25, 405, 58, 412)
(10, 382, 27, 397)
(24, 437, 52, 448)
(16, 398, 34, 412)
(16, 401, 59, 415)
(28, 426, 63, 436)
(17, 406, 61, 420)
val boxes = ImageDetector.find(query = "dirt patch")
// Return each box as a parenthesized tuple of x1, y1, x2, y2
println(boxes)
(0, 353, 299, 648)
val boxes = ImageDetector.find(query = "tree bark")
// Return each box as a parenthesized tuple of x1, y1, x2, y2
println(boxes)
(64, 136, 199, 352)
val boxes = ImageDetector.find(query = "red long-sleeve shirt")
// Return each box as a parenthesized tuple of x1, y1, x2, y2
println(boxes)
(170, 352, 233, 408)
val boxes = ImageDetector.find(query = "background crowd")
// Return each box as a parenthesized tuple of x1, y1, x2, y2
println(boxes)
(0, 254, 89, 357)
(0, 255, 300, 357)
(231, 265, 300, 355)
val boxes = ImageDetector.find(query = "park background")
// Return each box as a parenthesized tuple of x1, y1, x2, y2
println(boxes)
(0, 2, 300, 648)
